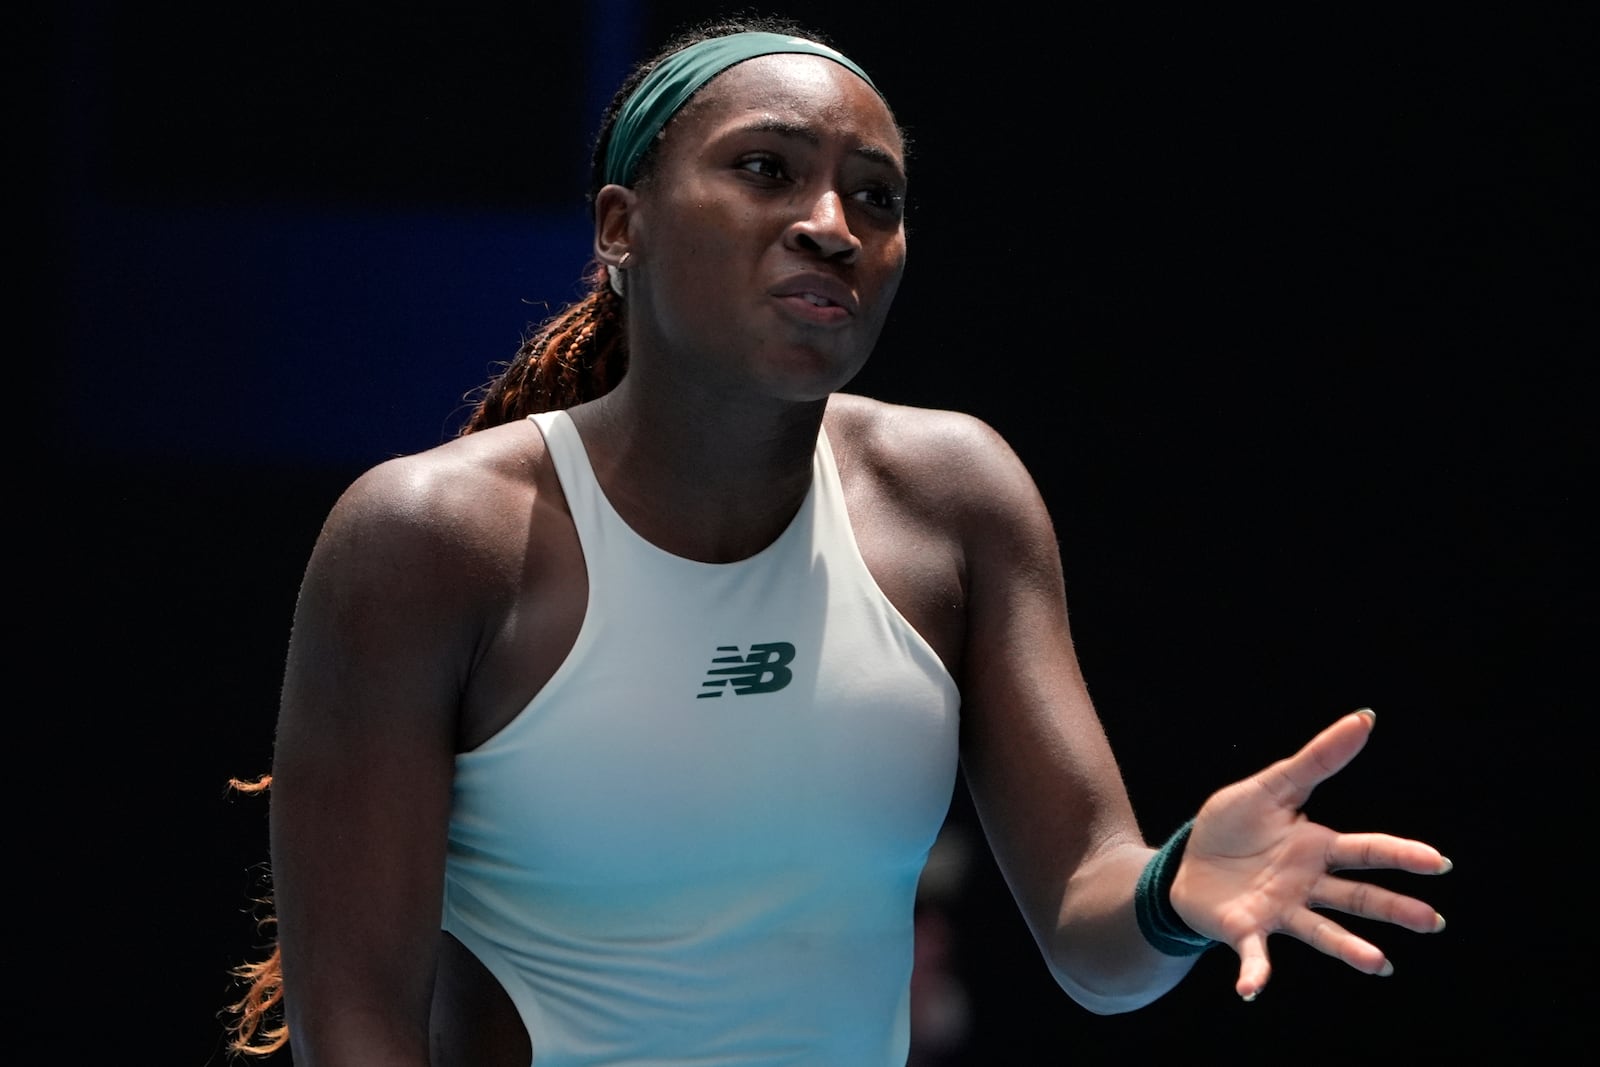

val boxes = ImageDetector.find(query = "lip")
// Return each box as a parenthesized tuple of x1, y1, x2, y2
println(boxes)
(769, 272, 859, 325)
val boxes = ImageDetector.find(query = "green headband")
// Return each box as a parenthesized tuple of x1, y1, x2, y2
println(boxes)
(602, 31, 881, 187)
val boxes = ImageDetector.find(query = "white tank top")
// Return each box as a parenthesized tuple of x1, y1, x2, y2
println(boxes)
(442, 408, 961, 1066)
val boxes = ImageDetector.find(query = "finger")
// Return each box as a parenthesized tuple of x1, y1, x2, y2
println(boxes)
(1325, 831, 1454, 875)
(1255, 709, 1376, 811)
(1311, 875, 1448, 934)
(1233, 930, 1272, 1002)
(1282, 906, 1394, 976)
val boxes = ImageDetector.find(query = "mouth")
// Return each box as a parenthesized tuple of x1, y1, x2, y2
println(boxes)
(771, 274, 859, 324)
(775, 291, 852, 325)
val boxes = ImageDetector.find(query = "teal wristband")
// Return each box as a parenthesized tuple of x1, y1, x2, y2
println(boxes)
(1134, 818, 1218, 956)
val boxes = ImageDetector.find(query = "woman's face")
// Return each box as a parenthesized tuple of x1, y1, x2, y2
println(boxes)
(622, 53, 909, 402)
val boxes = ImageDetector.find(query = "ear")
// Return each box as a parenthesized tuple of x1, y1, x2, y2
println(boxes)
(594, 183, 638, 267)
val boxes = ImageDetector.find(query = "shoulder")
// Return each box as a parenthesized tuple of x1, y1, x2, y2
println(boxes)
(823, 391, 1047, 522)
(309, 419, 553, 590)
(337, 419, 544, 519)
(824, 391, 1013, 469)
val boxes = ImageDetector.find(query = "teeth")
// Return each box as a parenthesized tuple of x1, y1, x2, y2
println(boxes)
(801, 293, 833, 307)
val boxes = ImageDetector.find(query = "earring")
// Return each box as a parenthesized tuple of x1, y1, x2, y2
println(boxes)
(607, 252, 631, 297)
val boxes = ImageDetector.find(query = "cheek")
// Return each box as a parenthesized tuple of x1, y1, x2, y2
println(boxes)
(867, 244, 907, 299)
(878, 270, 904, 310)
(662, 209, 744, 277)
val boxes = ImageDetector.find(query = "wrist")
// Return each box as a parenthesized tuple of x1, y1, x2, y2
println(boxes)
(1134, 818, 1218, 956)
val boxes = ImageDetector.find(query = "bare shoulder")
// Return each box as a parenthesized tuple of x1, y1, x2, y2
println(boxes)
(823, 391, 1044, 519)
(338, 419, 544, 522)
(309, 419, 554, 594)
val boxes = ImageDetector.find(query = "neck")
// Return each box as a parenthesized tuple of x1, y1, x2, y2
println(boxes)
(567, 383, 828, 563)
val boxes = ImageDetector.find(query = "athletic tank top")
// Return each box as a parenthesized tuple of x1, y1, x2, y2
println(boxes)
(441, 409, 961, 1066)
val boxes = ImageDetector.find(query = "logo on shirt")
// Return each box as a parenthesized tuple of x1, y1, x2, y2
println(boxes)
(697, 642, 797, 698)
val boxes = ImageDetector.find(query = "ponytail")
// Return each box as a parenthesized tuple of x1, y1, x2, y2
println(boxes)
(458, 262, 629, 434)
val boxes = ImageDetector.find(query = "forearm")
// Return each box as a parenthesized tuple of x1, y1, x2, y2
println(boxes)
(1044, 839, 1205, 1014)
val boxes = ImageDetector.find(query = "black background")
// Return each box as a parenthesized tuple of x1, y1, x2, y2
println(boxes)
(37, 2, 1589, 1063)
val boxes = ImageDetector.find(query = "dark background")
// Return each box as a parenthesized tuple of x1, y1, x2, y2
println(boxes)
(38, 2, 1588, 1063)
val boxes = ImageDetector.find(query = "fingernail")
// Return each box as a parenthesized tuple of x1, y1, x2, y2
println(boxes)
(1355, 708, 1376, 726)
(1378, 960, 1394, 977)
(1242, 991, 1259, 1002)
(1433, 912, 1447, 932)
(1438, 856, 1454, 874)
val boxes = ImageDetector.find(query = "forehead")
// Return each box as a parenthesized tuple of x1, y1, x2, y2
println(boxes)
(674, 53, 904, 160)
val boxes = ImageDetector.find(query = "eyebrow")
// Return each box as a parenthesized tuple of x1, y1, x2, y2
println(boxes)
(734, 116, 904, 173)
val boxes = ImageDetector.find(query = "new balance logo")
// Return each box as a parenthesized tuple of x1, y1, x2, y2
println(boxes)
(697, 642, 797, 698)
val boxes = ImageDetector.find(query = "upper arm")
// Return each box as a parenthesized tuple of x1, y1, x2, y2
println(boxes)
(943, 418, 1143, 941)
(268, 457, 489, 1061)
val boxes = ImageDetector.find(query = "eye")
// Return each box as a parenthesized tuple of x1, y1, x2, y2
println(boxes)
(736, 153, 789, 181)
(852, 182, 905, 216)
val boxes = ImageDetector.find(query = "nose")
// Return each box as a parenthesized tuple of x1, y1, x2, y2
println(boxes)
(785, 189, 861, 263)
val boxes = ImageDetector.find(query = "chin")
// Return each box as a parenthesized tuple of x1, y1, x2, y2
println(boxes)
(769, 345, 873, 402)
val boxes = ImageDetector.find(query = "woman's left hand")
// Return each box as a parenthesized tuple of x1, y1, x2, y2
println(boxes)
(1171, 709, 1452, 1001)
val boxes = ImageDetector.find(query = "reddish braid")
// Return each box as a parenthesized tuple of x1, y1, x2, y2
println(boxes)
(457, 261, 630, 434)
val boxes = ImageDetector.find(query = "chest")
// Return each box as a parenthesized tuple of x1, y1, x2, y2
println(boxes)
(460, 435, 969, 752)
(452, 518, 963, 886)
